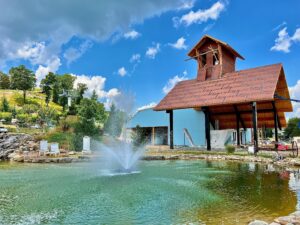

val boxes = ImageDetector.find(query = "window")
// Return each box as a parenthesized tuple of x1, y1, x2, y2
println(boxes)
(213, 52, 219, 65)
(201, 54, 206, 66)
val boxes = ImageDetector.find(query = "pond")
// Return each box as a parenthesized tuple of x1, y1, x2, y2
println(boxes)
(0, 160, 299, 225)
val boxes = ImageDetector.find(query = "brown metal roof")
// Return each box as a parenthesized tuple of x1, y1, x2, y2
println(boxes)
(155, 63, 292, 111)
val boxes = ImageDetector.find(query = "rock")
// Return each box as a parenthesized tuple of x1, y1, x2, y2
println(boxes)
(12, 154, 24, 162)
(248, 220, 268, 225)
(269, 223, 281, 225)
(274, 216, 297, 225)
(290, 211, 300, 217)
(0, 133, 39, 160)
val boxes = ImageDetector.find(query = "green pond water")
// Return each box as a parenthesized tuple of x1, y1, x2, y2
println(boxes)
(0, 160, 299, 225)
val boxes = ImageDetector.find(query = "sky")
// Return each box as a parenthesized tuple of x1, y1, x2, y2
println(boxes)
(0, 0, 299, 116)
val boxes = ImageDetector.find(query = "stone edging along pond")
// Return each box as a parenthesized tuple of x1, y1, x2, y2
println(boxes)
(142, 153, 300, 168)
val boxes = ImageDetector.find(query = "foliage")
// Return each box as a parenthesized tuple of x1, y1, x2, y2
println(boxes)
(131, 125, 147, 149)
(1, 97, 10, 112)
(225, 144, 236, 154)
(91, 90, 98, 101)
(69, 133, 84, 151)
(0, 72, 10, 89)
(284, 117, 300, 138)
(40, 72, 57, 106)
(75, 98, 106, 136)
(16, 113, 29, 125)
(59, 115, 79, 132)
(104, 104, 126, 138)
(76, 83, 88, 104)
(37, 107, 59, 127)
(9, 65, 36, 103)
(0, 112, 12, 122)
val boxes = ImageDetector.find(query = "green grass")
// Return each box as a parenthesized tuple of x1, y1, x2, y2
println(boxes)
(0, 89, 63, 112)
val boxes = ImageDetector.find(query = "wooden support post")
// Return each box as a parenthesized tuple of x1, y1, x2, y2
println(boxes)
(167, 110, 174, 149)
(203, 107, 211, 151)
(252, 102, 258, 154)
(234, 106, 240, 146)
(152, 127, 155, 145)
(272, 101, 279, 150)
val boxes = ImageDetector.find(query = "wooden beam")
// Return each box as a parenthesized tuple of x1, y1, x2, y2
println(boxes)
(203, 107, 211, 151)
(234, 106, 240, 146)
(152, 127, 155, 145)
(272, 101, 279, 150)
(166, 110, 174, 149)
(271, 101, 282, 130)
(211, 108, 275, 116)
(233, 105, 246, 130)
(252, 102, 258, 154)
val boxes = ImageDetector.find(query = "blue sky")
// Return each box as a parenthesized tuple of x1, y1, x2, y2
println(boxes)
(0, 0, 299, 115)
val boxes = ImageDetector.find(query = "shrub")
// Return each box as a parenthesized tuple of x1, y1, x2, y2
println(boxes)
(225, 144, 235, 154)
(69, 133, 83, 152)
(0, 112, 12, 122)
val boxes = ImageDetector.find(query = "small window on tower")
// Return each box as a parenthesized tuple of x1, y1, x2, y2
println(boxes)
(201, 54, 206, 66)
(213, 52, 219, 65)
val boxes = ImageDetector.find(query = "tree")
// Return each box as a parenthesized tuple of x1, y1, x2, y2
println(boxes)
(91, 90, 98, 101)
(104, 103, 126, 138)
(75, 98, 106, 136)
(0, 72, 10, 89)
(0, 97, 9, 112)
(9, 65, 36, 103)
(57, 74, 76, 110)
(131, 125, 147, 149)
(40, 72, 57, 106)
(284, 117, 300, 138)
(76, 83, 87, 104)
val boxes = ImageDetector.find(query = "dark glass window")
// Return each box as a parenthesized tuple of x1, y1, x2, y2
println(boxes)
(201, 54, 206, 66)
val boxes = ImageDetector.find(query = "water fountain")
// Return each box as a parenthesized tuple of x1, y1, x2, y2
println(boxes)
(93, 139, 145, 176)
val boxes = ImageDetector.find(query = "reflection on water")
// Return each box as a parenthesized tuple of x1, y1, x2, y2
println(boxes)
(0, 160, 299, 225)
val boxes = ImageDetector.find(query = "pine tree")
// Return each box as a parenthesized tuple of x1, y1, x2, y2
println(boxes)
(1, 97, 9, 112)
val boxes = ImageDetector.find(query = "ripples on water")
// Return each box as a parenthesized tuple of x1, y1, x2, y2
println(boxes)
(0, 160, 299, 225)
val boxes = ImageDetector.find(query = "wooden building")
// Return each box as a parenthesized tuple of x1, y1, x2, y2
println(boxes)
(154, 35, 293, 153)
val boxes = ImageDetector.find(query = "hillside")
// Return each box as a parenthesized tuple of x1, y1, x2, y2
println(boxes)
(0, 89, 63, 111)
(0, 89, 63, 129)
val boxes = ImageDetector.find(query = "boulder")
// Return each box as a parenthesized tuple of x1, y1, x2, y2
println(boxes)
(274, 216, 298, 225)
(248, 220, 268, 225)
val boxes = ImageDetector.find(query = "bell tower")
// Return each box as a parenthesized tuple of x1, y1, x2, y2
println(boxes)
(187, 35, 244, 81)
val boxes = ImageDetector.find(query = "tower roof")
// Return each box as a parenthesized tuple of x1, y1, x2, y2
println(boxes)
(188, 35, 245, 60)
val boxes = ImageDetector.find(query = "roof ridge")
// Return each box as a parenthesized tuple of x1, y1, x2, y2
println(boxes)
(234, 63, 282, 74)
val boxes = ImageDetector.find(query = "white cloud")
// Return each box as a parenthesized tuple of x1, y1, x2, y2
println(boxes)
(169, 37, 187, 50)
(14, 42, 46, 63)
(271, 27, 292, 53)
(288, 80, 300, 118)
(73, 74, 120, 102)
(124, 30, 141, 40)
(0, 0, 187, 68)
(35, 57, 61, 85)
(118, 67, 127, 77)
(292, 28, 300, 42)
(146, 43, 160, 59)
(177, 1, 226, 26)
(63, 40, 93, 65)
(177, 0, 195, 10)
(272, 21, 287, 31)
(130, 53, 141, 63)
(163, 75, 188, 94)
(137, 102, 157, 111)
(271, 27, 300, 53)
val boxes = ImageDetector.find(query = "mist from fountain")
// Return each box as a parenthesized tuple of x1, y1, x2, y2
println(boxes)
(94, 140, 145, 176)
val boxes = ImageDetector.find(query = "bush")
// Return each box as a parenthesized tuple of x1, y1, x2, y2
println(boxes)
(225, 144, 235, 154)
(0, 112, 12, 122)
(69, 133, 83, 151)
